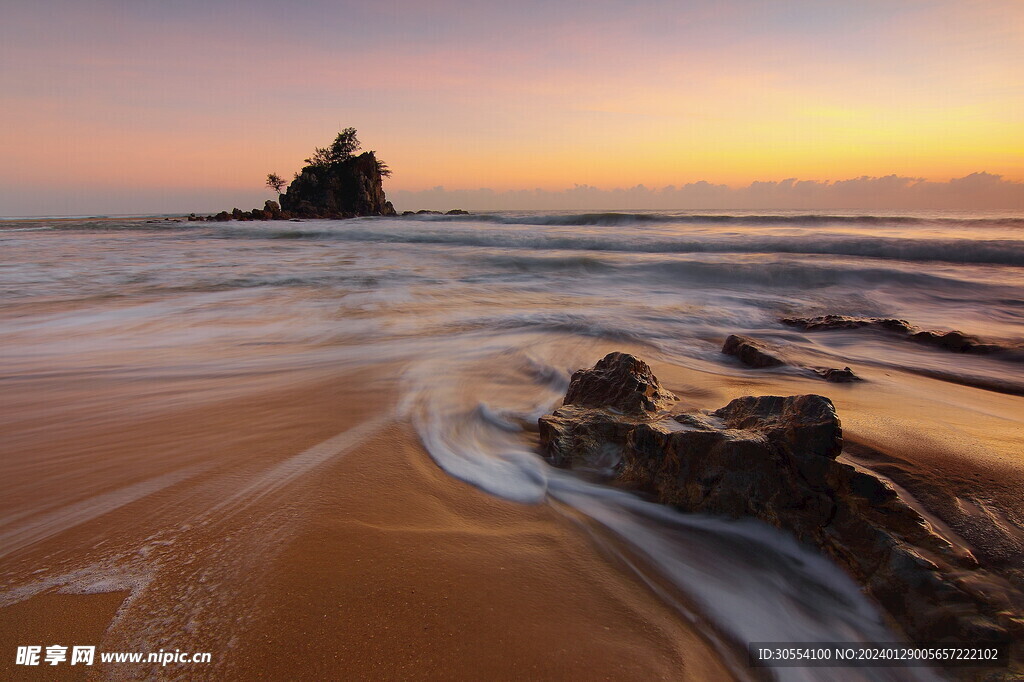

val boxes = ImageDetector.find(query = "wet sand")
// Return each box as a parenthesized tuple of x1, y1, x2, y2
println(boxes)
(0, 365, 735, 680)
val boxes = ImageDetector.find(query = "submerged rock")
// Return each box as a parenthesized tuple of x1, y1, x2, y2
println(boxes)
(539, 352, 1021, 653)
(721, 334, 785, 368)
(401, 209, 469, 216)
(814, 366, 861, 382)
(782, 314, 1017, 359)
(782, 314, 914, 333)
(722, 333, 865, 383)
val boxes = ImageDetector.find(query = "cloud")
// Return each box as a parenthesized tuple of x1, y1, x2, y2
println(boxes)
(389, 173, 1024, 211)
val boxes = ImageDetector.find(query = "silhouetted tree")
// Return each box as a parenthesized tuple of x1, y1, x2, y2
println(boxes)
(374, 155, 393, 178)
(265, 173, 286, 197)
(305, 127, 362, 167)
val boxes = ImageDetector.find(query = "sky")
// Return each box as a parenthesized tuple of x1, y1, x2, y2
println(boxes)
(1, 0, 1022, 214)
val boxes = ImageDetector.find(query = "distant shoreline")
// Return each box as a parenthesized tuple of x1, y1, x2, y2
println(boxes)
(0, 214, 190, 224)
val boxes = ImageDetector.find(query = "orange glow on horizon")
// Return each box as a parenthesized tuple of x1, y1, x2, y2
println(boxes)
(1, 0, 1022, 212)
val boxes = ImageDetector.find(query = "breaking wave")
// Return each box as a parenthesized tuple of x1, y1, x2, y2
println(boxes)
(411, 210, 1024, 229)
(209, 224, 1024, 266)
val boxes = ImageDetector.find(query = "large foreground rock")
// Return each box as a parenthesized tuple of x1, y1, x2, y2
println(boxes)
(539, 352, 1022, 658)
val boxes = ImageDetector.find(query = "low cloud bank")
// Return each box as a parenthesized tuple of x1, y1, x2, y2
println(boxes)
(391, 172, 1024, 211)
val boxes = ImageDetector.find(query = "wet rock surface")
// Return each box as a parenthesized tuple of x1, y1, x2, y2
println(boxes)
(781, 314, 915, 333)
(401, 209, 471, 216)
(539, 352, 1022, 661)
(721, 334, 785, 368)
(721, 334, 862, 383)
(562, 351, 677, 414)
(782, 315, 1022, 360)
(814, 366, 861, 382)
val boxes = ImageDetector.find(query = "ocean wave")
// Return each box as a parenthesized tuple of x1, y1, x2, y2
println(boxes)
(413, 211, 1024, 229)
(479, 254, 1001, 291)
(447, 312, 659, 343)
(196, 218, 1024, 266)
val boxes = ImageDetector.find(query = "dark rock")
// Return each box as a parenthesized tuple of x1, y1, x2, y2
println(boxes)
(264, 200, 282, 219)
(538, 353, 1023, 653)
(721, 334, 785, 368)
(562, 352, 677, 414)
(280, 151, 397, 218)
(910, 329, 996, 354)
(723, 332, 863, 382)
(783, 315, 1018, 360)
(781, 315, 914, 333)
(445, 209, 470, 215)
(538, 353, 677, 469)
(815, 366, 861, 382)
(538, 405, 638, 470)
(212, 211, 230, 222)
(415, 209, 443, 215)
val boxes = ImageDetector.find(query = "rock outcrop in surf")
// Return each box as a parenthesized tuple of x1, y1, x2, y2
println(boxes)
(279, 150, 395, 218)
(191, 128, 397, 220)
(721, 334, 861, 382)
(539, 352, 1021, 660)
(782, 314, 1023, 360)
(721, 334, 785, 368)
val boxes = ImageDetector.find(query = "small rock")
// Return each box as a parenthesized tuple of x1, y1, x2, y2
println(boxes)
(815, 366, 861, 382)
(722, 334, 785, 368)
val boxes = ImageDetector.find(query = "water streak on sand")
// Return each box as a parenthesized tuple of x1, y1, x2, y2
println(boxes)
(0, 466, 207, 561)
(207, 415, 391, 519)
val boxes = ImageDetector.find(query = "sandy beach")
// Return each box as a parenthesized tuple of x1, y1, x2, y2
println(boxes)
(0, 362, 736, 680)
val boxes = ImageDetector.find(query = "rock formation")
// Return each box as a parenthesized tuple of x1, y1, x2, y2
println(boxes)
(813, 366, 860, 382)
(401, 209, 471, 216)
(280, 151, 396, 218)
(562, 351, 676, 413)
(782, 314, 1022, 360)
(721, 334, 785, 368)
(193, 129, 398, 220)
(721, 334, 861, 382)
(539, 352, 1021, 659)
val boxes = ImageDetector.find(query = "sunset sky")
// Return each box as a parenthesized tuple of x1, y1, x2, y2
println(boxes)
(2, 0, 1022, 214)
